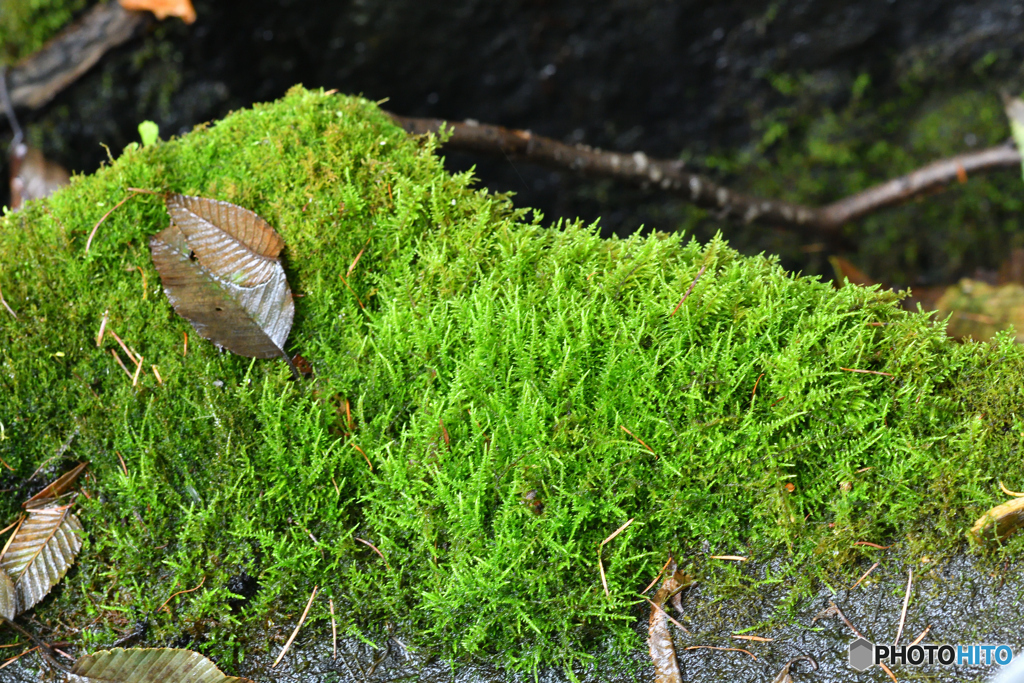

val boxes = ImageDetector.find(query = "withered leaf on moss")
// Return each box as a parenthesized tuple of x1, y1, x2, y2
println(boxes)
(0, 567, 15, 620)
(0, 506, 82, 615)
(71, 647, 253, 683)
(150, 194, 295, 362)
(23, 462, 88, 510)
(970, 496, 1024, 544)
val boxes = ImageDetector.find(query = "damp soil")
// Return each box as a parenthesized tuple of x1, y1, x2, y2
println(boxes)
(1, 553, 1020, 682)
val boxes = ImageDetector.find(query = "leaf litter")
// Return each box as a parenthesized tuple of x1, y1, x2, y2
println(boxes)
(150, 194, 299, 377)
(1, 466, 253, 681)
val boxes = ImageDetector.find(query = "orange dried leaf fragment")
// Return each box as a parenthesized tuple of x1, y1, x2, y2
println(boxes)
(118, 0, 196, 23)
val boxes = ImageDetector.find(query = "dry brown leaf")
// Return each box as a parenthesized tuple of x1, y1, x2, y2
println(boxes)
(829, 256, 876, 288)
(970, 496, 1024, 544)
(24, 462, 88, 509)
(0, 506, 82, 614)
(71, 647, 253, 682)
(9, 143, 69, 210)
(117, 0, 196, 23)
(648, 560, 690, 683)
(0, 568, 15, 620)
(150, 194, 295, 363)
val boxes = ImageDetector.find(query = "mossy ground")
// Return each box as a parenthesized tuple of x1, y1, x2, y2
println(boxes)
(1, 86, 1023, 675)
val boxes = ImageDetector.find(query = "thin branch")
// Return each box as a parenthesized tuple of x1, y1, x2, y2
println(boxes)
(5, 3, 150, 112)
(388, 113, 1022, 241)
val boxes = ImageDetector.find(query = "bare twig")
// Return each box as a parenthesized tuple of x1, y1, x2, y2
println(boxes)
(5, 3, 150, 112)
(388, 113, 1022, 240)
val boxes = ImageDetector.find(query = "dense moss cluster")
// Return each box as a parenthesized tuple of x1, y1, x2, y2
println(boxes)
(1, 87, 1022, 673)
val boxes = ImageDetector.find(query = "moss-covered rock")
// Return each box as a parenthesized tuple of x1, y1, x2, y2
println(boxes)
(1, 86, 1023, 673)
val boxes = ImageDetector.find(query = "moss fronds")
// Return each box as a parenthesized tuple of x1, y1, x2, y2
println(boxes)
(1, 86, 1022, 672)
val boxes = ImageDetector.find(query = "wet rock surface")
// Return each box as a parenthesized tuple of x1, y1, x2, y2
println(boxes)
(1, 554, 1022, 682)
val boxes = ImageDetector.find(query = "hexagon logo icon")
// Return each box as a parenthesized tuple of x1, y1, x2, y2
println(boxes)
(849, 638, 875, 671)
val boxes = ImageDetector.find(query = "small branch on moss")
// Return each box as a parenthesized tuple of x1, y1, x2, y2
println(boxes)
(6, 2, 150, 111)
(388, 113, 1022, 241)
(0, 282, 16, 319)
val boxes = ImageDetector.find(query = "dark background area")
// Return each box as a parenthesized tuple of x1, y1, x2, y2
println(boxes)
(9, 0, 1024, 282)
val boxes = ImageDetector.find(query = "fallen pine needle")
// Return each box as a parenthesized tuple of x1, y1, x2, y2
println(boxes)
(620, 426, 656, 455)
(0, 646, 39, 670)
(840, 367, 894, 378)
(108, 328, 140, 367)
(750, 372, 765, 402)
(893, 569, 913, 646)
(641, 556, 674, 594)
(910, 625, 931, 647)
(347, 237, 371, 276)
(0, 283, 17, 319)
(351, 443, 373, 471)
(731, 634, 772, 642)
(851, 562, 879, 590)
(999, 481, 1024, 498)
(880, 662, 898, 683)
(355, 537, 390, 569)
(0, 517, 20, 537)
(273, 585, 318, 668)
(115, 451, 128, 477)
(151, 365, 163, 385)
(601, 518, 634, 546)
(854, 541, 892, 549)
(338, 272, 364, 309)
(670, 264, 706, 316)
(183, 331, 188, 356)
(85, 194, 134, 253)
(95, 309, 108, 346)
(111, 349, 133, 379)
(158, 576, 206, 612)
(684, 646, 757, 661)
(643, 596, 689, 633)
(0, 516, 25, 561)
(132, 355, 144, 386)
(598, 518, 633, 597)
(329, 598, 337, 660)
(709, 555, 747, 562)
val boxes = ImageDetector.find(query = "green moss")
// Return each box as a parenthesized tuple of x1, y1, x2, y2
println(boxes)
(1, 86, 1023, 674)
(0, 0, 94, 64)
